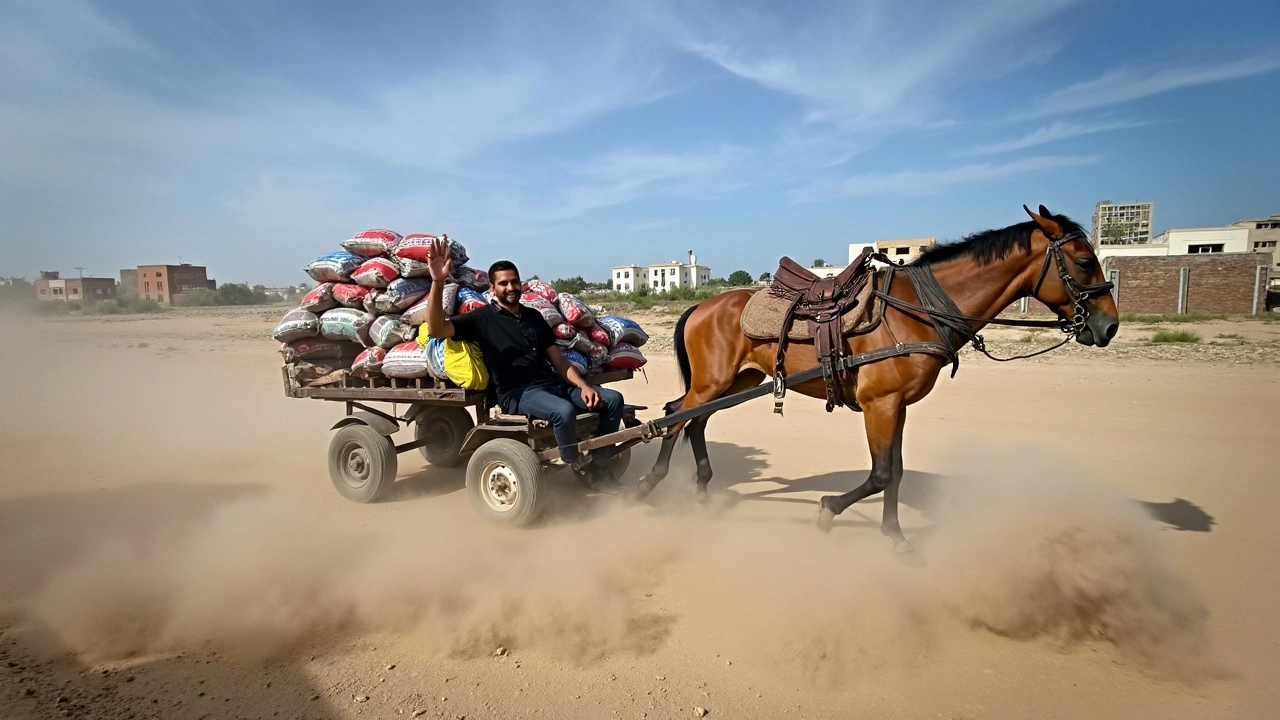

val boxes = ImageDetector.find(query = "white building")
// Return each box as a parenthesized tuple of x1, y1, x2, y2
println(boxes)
(1093, 200, 1154, 245)
(1231, 215, 1280, 287)
(1097, 226, 1251, 266)
(610, 264, 644, 293)
(844, 237, 937, 268)
(614, 251, 711, 294)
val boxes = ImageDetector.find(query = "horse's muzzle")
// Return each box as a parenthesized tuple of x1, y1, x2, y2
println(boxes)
(1077, 313, 1119, 347)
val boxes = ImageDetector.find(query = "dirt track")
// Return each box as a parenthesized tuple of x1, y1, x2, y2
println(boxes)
(1, 307, 1277, 719)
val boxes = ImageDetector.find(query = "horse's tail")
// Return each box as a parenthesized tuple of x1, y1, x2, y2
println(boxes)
(662, 303, 699, 418)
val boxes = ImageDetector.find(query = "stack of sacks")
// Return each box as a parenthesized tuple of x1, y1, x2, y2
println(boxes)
(512, 280, 650, 373)
(274, 229, 493, 384)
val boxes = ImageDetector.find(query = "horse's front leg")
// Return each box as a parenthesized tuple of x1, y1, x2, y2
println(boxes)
(879, 421, 914, 553)
(816, 396, 904, 536)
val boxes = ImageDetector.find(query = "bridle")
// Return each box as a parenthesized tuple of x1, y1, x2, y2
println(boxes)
(872, 226, 1116, 364)
(1029, 229, 1115, 336)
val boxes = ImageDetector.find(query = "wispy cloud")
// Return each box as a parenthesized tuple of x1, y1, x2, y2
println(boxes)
(1019, 55, 1280, 119)
(958, 119, 1157, 156)
(790, 154, 1105, 203)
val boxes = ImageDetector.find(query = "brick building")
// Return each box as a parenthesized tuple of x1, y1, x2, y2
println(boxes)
(136, 264, 216, 304)
(34, 271, 117, 305)
(1105, 252, 1271, 315)
(118, 269, 138, 301)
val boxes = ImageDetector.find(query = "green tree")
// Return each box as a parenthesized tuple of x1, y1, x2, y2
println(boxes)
(758, 272, 771, 282)
(812, 259, 827, 267)
(1100, 221, 1131, 245)
(727, 270, 753, 286)
(552, 276, 587, 294)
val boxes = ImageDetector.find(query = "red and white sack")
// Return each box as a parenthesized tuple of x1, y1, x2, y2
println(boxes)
(351, 257, 400, 288)
(453, 266, 489, 291)
(280, 337, 347, 362)
(375, 277, 433, 313)
(552, 322, 578, 340)
(369, 314, 417, 349)
(396, 257, 431, 278)
(520, 297, 565, 327)
(556, 293, 594, 328)
(350, 347, 386, 378)
(305, 251, 364, 283)
(605, 342, 647, 370)
(299, 283, 338, 313)
(319, 308, 374, 346)
(523, 279, 557, 302)
(272, 308, 320, 343)
(393, 234, 469, 264)
(456, 287, 487, 314)
(331, 283, 372, 308)
(382, 341, 432, 379)
(401, 283, 458, 325)
(587, 323, 611, 348)
(341, 229, 401, 257)
(362, 290, 381, 317)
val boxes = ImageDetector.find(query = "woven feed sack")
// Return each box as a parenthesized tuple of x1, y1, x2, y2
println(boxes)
(272, 308, 320, 343)
(597, 315, 649, 347)
(456, 287, 487, 314)
(453, 266, 489, 291)
(305, 251, 364, 283)
(400, 283, 458, 325)
(552, 322, 578, 340)
(351, 257, 400, 288)
(280, 337, 348, 363)
(341, 229, 401, 257)
(587, 323, 611, 347)
(422, 337, 447, 380)
(522, 279, 557, 302)
(319, 308, 374, 346)
(396, 257, 431, 278)
(382, 341, 432, 379)
(299, 283, 338, 313)
(376, 277, 432, 313)
(520, 297, 565, 327)
(583, 341, 610, 365)
(443, 340, 488, 390)
(369, 314, 416, 349)
(350, 347, 386, 378)
(606, 342, 646, 370)
(569, 331, 595, 354)
(289, 358, 350, 387)
(560, 349, 589, 374)
(331, 283, 372, 308)
(557, 293, 594, 328)
(394, 234, 469, 264)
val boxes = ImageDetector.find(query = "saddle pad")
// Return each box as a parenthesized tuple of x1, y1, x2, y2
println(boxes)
(740, 274, 880, 341)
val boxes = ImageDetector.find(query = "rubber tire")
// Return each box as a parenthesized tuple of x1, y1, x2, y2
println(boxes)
(327, 424, 398, 503)
(465, 439, 545, 527)
(415, 406, 475, 468)
(609, 447, 632, 479)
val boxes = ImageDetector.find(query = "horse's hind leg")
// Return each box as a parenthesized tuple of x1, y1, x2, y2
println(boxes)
(687, 415, 713, 503)
(628, 421, 681, 503)
(879, 422, 913, 553)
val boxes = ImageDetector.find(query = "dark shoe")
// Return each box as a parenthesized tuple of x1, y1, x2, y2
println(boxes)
(569, 454, 593, 475)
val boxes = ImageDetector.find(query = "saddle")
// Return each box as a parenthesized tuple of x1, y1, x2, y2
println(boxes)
(757, 248, 878, 412)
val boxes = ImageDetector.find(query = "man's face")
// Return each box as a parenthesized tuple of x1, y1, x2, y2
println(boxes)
(492, 270, 522, 304)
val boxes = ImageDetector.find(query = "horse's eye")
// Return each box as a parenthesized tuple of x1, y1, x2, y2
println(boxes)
(1075, 257, 1096, 272)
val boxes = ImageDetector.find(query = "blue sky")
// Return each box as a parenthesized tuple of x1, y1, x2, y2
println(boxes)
(2, 0, 1277, 286)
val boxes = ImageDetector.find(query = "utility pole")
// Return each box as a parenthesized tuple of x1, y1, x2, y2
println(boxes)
(75, 266, 84, 279)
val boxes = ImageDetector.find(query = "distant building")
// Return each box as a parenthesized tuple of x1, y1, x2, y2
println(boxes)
(118, 269, 138, 301)
(610, 264, 644, 293)
(34, 271, 117, 305)
(614, 252, 710, 293)
(135, 263, 216, 304)
(845, 237, 937, 268)
(1093, 200, 1154, 245)
(1231, 214, 1280, 288)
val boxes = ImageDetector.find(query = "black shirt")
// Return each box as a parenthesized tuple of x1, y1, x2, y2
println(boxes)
(450, 302, 561, 403)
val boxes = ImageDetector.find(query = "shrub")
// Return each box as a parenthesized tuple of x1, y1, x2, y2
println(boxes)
(1150, 329, 1201, 344)
(127, 299, 166, 313)
(1121, 312, 1223, 324)
(33, 301, 79, 315)
(86, 301, 124, 315)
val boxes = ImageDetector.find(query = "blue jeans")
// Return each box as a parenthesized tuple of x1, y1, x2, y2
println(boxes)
(505, 383, 624, 464)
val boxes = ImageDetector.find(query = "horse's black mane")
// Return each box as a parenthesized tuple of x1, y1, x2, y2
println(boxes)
(913, 213, 1087, 267)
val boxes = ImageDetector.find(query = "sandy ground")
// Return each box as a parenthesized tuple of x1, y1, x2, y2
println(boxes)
(1, 306, 1277, 720)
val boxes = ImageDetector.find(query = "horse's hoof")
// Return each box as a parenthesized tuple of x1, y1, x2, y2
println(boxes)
(893, 539, 915, 554)
(624, 479, 655, 505)
(694, 485, 710, 505)
(815, 504, 835, 533)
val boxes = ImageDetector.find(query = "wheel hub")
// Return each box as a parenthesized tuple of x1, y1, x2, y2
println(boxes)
(481, 462, 519, 512)
(343, 445, 371, 486)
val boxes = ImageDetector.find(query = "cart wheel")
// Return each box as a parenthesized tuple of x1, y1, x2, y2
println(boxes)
(415, 406, 475, 468)
(465, 439, 544, 527)
(328, 424, 398, 503)
(609, 447, 632, 480)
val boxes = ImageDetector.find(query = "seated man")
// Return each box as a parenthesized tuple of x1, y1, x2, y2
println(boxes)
(422, 237, 625, 493)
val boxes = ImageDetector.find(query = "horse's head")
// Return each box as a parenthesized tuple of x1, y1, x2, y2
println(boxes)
(1023, 204, 1119, 347)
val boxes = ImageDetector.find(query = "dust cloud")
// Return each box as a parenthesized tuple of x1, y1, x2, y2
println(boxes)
(15, 441, 1219, 684)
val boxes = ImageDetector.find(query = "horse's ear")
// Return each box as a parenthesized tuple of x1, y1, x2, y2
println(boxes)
(1024, 203, 1062, 237)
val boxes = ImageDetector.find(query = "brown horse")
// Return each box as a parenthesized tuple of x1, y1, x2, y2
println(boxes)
(629, 205, 1119, 552)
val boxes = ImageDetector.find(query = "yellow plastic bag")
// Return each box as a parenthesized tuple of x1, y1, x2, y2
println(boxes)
(443, 339, 489, 390)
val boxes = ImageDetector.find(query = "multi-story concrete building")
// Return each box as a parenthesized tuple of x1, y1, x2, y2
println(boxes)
(1092, 200, 1154, 245)
(118, 269, 138, 301)
(845, 237, 937, 268)
(610, 265, 644, 293)
(136, 263, 215, 304)
(34, 271, 117, 305)
(1231, 214, 1280, 288)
